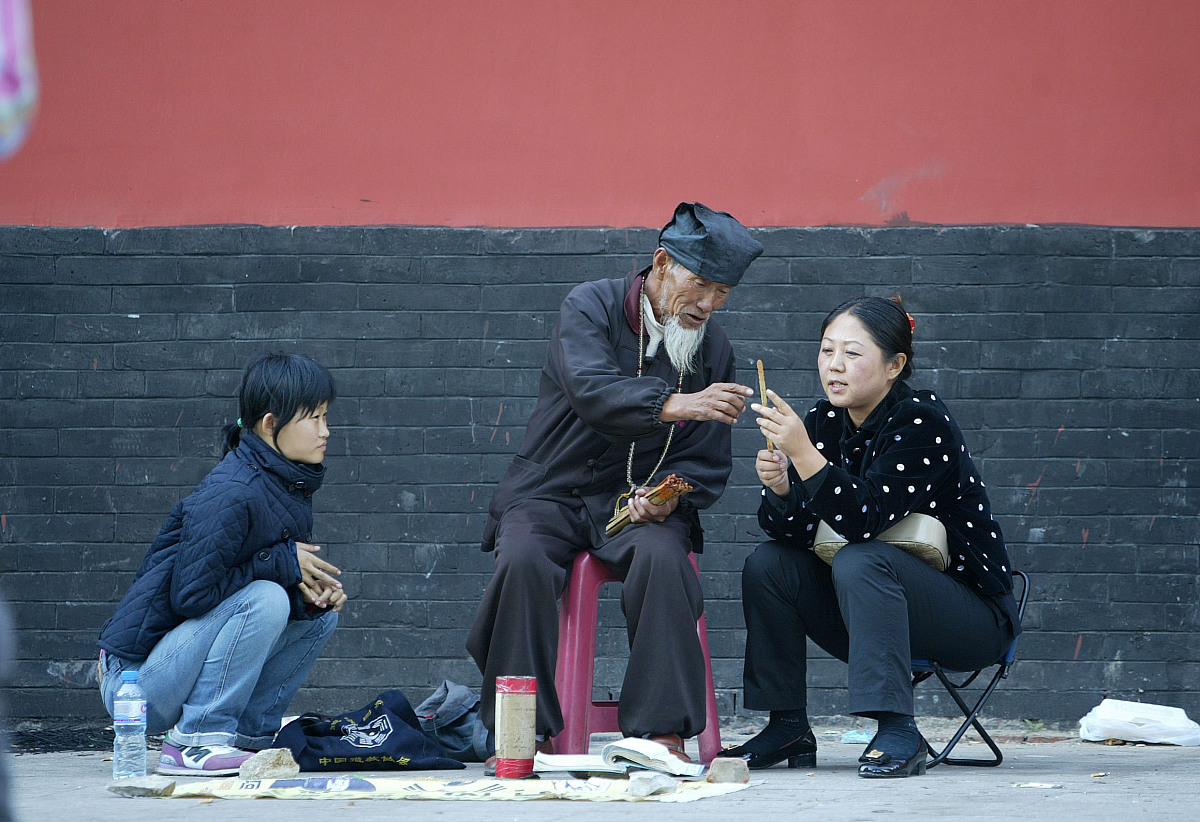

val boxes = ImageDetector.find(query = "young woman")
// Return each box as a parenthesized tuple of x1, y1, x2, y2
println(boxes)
(98, 353, 346, 776)
(719, 296, 1020, 778)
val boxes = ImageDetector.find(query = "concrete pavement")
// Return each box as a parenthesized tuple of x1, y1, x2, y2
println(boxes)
(9, 722, 1200, 822)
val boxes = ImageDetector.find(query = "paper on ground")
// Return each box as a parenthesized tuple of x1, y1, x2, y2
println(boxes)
(170, 775, 755, 802)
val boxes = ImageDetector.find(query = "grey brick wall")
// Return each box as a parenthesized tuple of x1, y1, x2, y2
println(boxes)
(1, 224, 1197, 726)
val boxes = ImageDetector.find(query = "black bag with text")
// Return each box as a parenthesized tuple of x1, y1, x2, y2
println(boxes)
(274, 689, 465, 771)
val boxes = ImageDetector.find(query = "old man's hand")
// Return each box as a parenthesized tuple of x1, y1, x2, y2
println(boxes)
(627, 485, 680, 524)
(660, 382, 755, 425)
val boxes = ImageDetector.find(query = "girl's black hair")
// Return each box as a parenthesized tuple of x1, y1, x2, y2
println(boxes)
(221, 353, 336, 455)
(820, 295, 915, 381)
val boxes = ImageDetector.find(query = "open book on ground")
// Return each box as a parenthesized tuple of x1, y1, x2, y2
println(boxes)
(533, 737, 705, 778)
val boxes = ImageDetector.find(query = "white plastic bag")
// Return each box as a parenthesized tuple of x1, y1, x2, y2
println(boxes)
(1079, 698, 1200, 746)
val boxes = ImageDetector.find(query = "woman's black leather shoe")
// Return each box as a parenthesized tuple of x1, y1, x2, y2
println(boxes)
(718, 728, 817, 770)
(857, 737, 929, 778)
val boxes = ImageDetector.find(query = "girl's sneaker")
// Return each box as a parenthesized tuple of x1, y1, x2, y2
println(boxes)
(157, 742, 254, 776)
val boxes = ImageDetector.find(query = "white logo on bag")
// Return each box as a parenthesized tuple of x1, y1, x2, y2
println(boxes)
(341, 714, 394, 748)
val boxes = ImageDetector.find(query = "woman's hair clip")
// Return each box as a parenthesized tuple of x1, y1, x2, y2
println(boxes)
(906, 313, 916, 333)
(236, 418, 244, 429)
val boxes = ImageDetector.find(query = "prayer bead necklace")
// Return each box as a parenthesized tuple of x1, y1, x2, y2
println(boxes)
(616, 275, 685, 516)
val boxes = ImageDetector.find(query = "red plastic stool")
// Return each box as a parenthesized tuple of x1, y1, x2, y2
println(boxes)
(552, 550, 722, 763)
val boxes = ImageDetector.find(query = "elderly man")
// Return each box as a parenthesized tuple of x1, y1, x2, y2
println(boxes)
(467, 202, 763, 765)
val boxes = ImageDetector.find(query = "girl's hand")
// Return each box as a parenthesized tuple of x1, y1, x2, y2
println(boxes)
(296, 541, 342, 591)
(325, 587, 348, 612)
(299, 580, 349, 612)
(756, 448, 791, 497)
(627, 486, 679, 524)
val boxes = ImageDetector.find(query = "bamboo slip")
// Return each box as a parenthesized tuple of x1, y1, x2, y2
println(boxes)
(605, 474, 693, 537)
(757, 359, 773, 451)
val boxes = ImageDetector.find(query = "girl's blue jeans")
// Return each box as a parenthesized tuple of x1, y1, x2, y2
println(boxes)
(100, 580, 337, 749)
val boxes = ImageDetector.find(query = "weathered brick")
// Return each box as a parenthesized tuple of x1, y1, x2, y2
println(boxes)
(0, 226, 106, 256)
(114, 341, 237, 371)
(178, 253, 303, 283)
(360, 226, 488, 256)
(0, 254, 54, 285)
(57, 427, 178, 458)
(481, 228, 608, 255)
(176, 310, 303, 341)
(54, 255, 181, 285)
(9, 399, 114, 429)
(755, 227, 868, 257)
(1, 313, 54, 342)
(0, 486, 53, 514)
(298, 254, 419, 284)
(481, 282, 577, 310)
(1113, 228, 1200, 257)
(1173, 257, 1200, 285)
(3, 343, 115, 372)
(986, 225, 1111, 257)
(913, 254, 1043, 286)
(234, 282, 358, 312)
(790, 256, 913, 286)
(104, 226, 247, 256)
(17, 371, 78, 399)
(1106, 336, 1191, 372)
(76, 370, 147, 399)
(355, 338, 479, 368)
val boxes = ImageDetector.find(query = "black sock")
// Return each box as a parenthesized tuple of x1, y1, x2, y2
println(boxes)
(869, 712, 921, 759)
(742, 710, 811, 754)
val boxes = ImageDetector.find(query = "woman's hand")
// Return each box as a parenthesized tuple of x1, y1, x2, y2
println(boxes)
(754, 390, 827, 481)
(756, 448, 791, 497)
(753, 390, 811, 455)
(627, 485, 680, 524)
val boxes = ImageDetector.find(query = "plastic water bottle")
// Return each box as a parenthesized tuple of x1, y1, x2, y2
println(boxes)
(112, 670, 147, 779)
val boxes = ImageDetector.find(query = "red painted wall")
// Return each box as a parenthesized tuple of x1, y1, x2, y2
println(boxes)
(1, 1, 1198, 228)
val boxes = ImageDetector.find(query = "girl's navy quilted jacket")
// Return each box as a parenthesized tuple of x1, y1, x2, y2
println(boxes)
(98, 431, 326, 662)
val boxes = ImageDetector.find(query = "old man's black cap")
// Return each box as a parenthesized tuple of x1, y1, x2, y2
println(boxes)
(658, 202, 763, 287)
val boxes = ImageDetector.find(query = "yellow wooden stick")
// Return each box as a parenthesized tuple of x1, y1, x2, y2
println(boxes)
(756, 359, 773, 451)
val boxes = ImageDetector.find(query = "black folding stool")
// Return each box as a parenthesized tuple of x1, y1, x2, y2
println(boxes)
(911, 569, 1030, 768)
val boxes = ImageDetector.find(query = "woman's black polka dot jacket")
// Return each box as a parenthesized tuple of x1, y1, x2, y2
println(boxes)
(758, 380, 1018, 615)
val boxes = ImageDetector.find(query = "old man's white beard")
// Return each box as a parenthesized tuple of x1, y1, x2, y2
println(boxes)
(662, 316, 706, 375)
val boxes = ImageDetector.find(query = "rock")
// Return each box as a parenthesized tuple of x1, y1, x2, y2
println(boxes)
(626, 771, 678, 797)
(106, 776, 176, 797)
(238, 748, 300, 780)
(705, 757, 750, 784)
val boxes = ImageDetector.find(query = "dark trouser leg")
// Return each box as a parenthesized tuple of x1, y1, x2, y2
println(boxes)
(831, 541, 1013, 717)
(741, 540, 1013, 717)
(742, 540, 847, 713)
(593, 517, 705, 739)
(465, 499, 585, 738)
